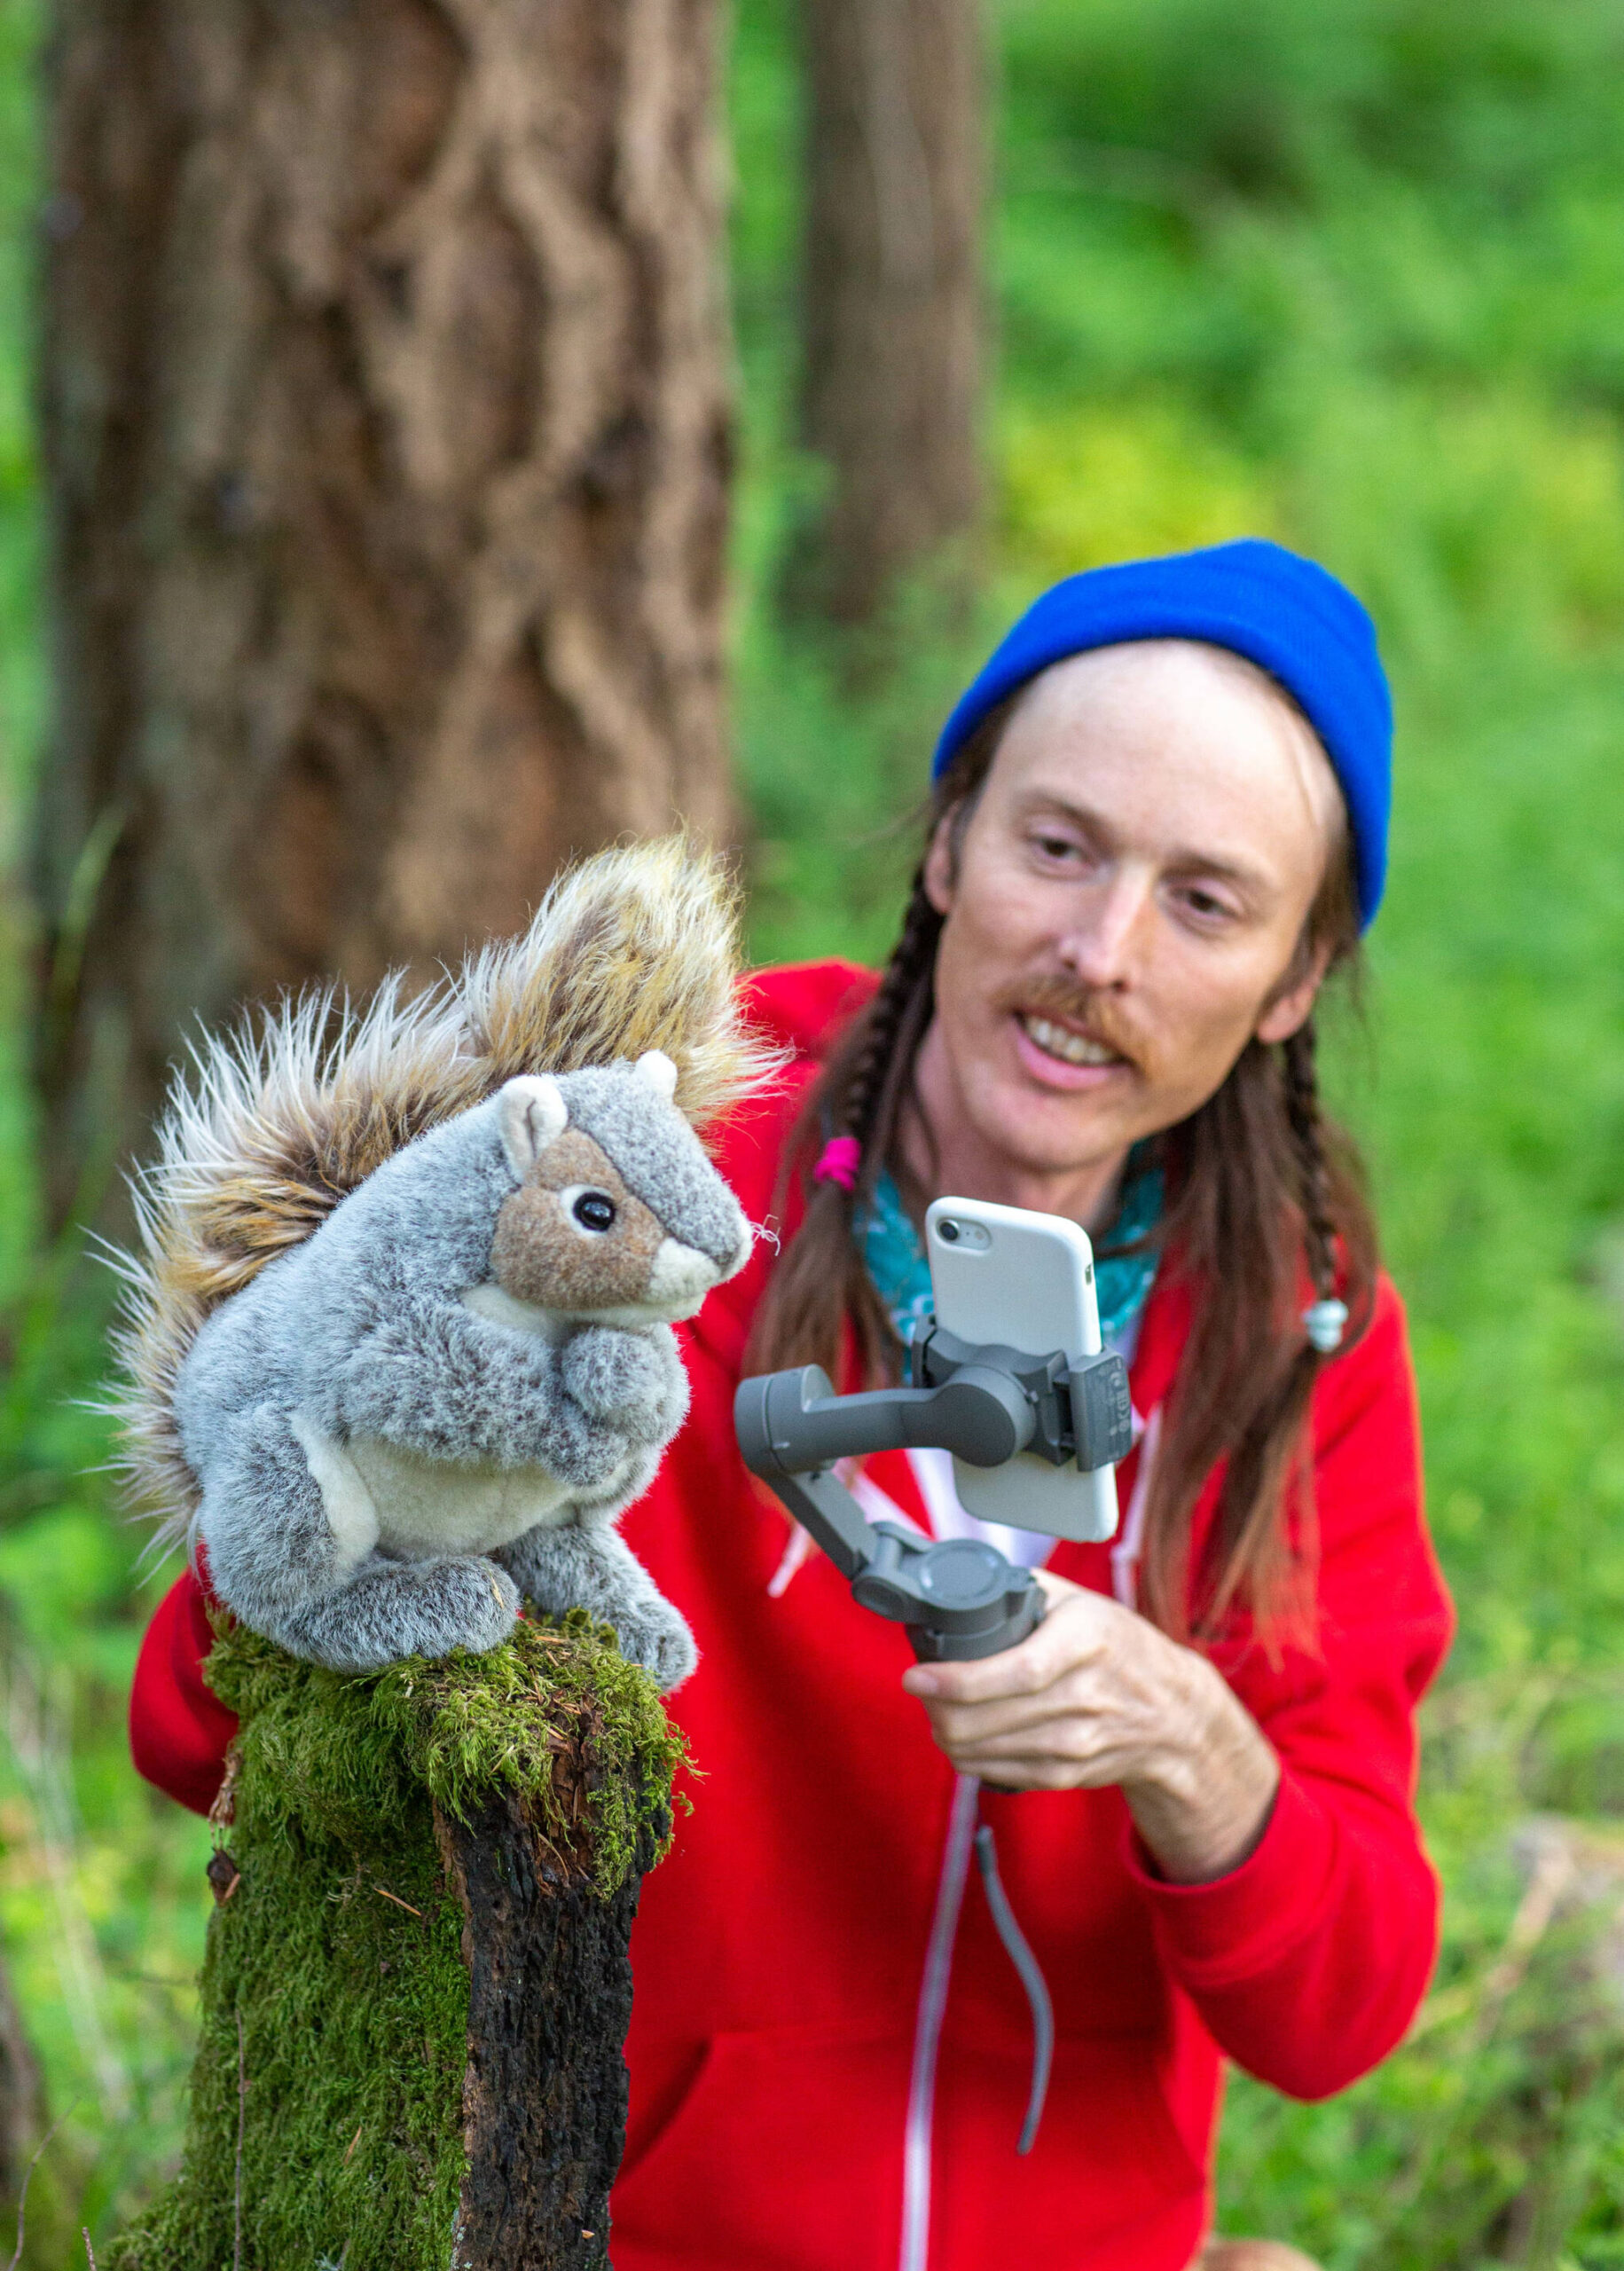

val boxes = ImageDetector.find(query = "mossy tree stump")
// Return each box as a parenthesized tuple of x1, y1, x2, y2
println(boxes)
(109, 1615, 686, 2271)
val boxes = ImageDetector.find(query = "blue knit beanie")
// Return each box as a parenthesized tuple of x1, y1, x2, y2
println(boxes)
(933, 538, 1393, 928)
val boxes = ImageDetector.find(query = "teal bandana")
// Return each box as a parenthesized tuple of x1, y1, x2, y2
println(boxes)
(857, 1151, 1164, 1355)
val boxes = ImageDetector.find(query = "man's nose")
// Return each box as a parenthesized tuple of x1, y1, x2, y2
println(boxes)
(1055, 869, 1153, 989)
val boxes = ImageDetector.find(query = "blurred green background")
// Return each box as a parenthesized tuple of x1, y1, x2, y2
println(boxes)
(7, 0, 1624, 2259)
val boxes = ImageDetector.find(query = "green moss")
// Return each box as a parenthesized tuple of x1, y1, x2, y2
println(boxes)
(107, 1615, 686, 2271)
(204, 1607, 687, 1900)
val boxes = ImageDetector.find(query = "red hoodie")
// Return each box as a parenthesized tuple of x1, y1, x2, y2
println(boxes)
(130, 962, 1453, 2271)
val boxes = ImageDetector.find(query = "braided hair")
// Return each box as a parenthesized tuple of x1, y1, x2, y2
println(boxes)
(1283, 1018, 1349, 1356)
(750, 867, 945, 1387)
(831, 874, 943, 1198)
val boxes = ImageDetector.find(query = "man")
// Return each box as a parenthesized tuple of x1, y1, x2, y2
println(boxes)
(131, 540, 1451, 2268)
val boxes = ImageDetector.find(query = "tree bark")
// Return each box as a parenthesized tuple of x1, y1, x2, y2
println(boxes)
(438, 1788, 658, 2267)
(795, 0, 985, 631)
(39, 0, 733, 1222)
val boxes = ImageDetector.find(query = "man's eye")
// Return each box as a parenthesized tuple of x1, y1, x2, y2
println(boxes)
(572, 1191, 617, 1233)
(1180, 887, 1233, 922)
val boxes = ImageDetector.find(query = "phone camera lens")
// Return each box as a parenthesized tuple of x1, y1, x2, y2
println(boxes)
(937, 1219, 961, 1243)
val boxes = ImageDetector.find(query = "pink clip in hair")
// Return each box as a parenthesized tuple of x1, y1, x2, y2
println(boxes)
(812, 1135, 863, 1193)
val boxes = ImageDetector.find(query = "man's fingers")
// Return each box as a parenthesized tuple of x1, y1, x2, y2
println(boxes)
(934, 1729, 1145, 1790)
(900, 1646, 1047, 1707)
(945, 1753, 1091, 1794)
(936, 1710, 1134, 1767)
(920, 1679, 1104, 1748)
(900, 1587, 1112, 1706)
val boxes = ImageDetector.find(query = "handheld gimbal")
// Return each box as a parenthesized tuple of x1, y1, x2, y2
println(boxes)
(734, 1321, 1133, 1661)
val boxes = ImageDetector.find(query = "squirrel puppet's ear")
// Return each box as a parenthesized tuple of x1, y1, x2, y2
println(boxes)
(498, 1075, 568, 1177)
(634, 1049, 679, 1102)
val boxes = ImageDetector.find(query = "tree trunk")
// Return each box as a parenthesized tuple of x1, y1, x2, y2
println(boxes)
(39, 0, 733, 1222)
(106, 1618, 682, 2271)
(438, 1788, 656, 2266)
(795, 0, 985, 632)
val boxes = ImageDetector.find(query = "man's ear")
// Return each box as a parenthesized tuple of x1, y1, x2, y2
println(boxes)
(1255, 942, 1333, 1046)
(922, 812, 958, 916)
(497, 1075, 568, 1177)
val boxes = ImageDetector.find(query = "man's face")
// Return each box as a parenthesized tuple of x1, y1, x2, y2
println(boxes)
(922, 640, 1344, 1182)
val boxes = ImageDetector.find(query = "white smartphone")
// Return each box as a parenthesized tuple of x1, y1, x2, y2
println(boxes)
(923, 1196, 1122, 1544)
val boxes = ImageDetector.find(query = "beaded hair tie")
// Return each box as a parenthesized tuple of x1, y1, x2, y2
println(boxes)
(812, 1135, 863, 1193)
(1302, 1296, 1348, 1353)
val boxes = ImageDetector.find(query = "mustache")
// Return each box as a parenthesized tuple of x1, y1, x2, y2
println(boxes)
(991, 973, 1146, 1067)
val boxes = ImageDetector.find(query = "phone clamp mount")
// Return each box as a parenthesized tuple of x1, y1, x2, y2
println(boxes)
(734, 1322, 1133, 1662)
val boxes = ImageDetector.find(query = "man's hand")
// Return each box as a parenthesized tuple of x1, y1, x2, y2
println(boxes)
(899, 1570, 1280, 1884)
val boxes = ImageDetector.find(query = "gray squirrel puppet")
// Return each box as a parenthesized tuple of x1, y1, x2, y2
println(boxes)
(108, 840, 778, 1690)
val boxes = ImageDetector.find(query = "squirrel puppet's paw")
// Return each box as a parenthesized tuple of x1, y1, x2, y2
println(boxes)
(501, 1521, 699, 1693)
(607, 1595, 699, 1693)
(561, 1326, 688, 1446)
(271, 1554, 522, 1675)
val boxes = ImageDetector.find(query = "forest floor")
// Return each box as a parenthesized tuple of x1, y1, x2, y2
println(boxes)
(8, 0, 1624, 2262)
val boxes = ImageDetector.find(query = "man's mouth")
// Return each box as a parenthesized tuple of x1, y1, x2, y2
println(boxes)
(1017, 1012, 1124, 1069)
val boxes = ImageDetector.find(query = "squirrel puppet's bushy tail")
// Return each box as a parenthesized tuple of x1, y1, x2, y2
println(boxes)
(106, 836, 783, 1553)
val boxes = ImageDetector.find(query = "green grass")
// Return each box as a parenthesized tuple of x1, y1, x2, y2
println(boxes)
(4, 0, 1624, 2259)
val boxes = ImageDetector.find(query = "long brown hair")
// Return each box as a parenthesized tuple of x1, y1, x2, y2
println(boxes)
(744, 679, 1377, 1651)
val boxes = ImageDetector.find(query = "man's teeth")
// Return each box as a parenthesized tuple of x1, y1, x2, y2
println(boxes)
(1021, 1014, 1118, 1067)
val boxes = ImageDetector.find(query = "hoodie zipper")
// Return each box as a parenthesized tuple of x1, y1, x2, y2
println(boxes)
(899, 1772, 980, 2271)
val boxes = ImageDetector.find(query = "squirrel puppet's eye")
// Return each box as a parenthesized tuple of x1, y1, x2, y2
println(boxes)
(571, 1191, 617, 1234)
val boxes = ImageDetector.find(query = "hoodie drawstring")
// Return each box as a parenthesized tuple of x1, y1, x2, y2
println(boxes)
(973, 1820, 1054, 2155)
